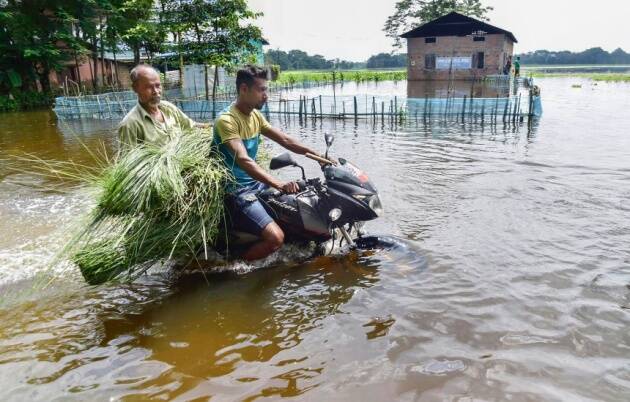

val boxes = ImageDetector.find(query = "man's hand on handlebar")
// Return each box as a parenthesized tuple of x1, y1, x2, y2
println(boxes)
(279, 181, 300, 194)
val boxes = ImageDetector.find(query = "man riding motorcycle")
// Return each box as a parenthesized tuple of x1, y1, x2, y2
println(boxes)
(213, 65, 323, 261)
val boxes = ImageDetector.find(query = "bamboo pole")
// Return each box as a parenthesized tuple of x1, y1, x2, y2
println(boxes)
(503, 98, 509, 123)
(319, 95, 323, 119)
(299, 95, 303, 119)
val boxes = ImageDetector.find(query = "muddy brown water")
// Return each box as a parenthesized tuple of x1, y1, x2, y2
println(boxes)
(1, 78, 630, 401)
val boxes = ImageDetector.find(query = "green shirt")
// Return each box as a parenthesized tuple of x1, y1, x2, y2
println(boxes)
(117, 100, 196, 151)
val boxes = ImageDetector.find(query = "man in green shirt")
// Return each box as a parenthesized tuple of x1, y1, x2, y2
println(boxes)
(514, 56, 521, 77)
(118, 65, 208, 151)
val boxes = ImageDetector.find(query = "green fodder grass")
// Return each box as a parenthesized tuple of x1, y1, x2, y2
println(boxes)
(2, 128, 231, 285)
(68, 129, 231, 284)
(2, 121, 233, 286)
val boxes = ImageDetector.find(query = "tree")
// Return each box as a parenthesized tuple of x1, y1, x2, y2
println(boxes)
(518, 48, 630, 65)
(176, 0, 263, 102)
(264, 49, 363, 71)
(384, 0, 493, 49)
(367, 52, 407, 68)
(0, 0, 90, 93)
(118, 0, 164, 65)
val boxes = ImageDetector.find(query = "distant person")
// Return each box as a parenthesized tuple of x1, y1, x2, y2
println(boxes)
(504, 56, 512, 75)
(514, 56, 521, 77)
(118, 64, 208, 151)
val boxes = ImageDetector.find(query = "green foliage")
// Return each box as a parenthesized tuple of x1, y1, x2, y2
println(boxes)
(0, 92, 54, 112)
(367, 53, 407, 69)
(265, 49, 365, 71)
(0, 0, 262, 96)
(165, 0, 263, 68)
(384, 0, 493, 49)
(0, 0, 88, 93)
(269, 64, 281, 81)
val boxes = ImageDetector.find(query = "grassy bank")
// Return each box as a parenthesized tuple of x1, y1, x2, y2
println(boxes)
(524, 70, 630, 82)
(275, 69, 407, 85)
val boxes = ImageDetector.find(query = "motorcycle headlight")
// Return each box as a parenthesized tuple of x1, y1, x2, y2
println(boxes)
(329, 208, 342, 222)
(368, 195, 383, 217)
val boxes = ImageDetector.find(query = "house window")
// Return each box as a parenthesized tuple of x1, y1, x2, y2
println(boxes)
(425, 37, 436, 44)
(425, 54, 436, 69)
(473, 52, 485, 69)
(473, 36, 485, 42)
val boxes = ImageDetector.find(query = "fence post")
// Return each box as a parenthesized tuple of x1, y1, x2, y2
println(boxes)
(299, 95, 303, 120)
(503, 98, 509, 124)
(372, 96, 376, 120)
(494, 95, 499, 124)
(319, 95, 323, 119)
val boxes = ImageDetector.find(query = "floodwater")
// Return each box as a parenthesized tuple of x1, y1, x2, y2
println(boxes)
(274, 79, 510, 100)
(1, 77, 630, 401)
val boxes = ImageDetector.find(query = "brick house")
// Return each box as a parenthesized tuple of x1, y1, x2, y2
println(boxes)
(401, 12, 517, 80)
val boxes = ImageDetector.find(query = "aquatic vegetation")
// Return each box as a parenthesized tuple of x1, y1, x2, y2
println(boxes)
(525, 70, 630, 82)
(274, 70, 407, 86)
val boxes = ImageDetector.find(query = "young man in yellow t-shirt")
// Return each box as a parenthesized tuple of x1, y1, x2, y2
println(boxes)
(213, 65, 321, 261)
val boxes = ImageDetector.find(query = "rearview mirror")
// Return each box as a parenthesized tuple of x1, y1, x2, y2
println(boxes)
(269, 152, 298, 170)
(324, 133, 334, 147)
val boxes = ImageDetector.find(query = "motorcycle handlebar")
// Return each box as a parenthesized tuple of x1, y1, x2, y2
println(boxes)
(305, 152, 336, 166)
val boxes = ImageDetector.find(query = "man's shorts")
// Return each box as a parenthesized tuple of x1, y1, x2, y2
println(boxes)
(227, 181, 274, 235)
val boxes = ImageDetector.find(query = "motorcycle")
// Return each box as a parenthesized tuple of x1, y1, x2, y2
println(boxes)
(223, 133, 384, 256)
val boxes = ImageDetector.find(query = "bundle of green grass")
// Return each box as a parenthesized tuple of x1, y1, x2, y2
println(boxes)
(69, 129, 231, 284)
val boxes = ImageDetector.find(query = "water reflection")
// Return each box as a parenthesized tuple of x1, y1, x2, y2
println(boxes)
(0, 250, 392, 399)
(406, 79, 509, 98)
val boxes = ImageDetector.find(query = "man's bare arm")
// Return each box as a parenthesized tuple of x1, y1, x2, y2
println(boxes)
(224, 138, 299, 193)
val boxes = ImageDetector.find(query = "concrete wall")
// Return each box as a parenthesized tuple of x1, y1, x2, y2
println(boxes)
(50, 59, 132, 89)
(407, 34, 514, 80)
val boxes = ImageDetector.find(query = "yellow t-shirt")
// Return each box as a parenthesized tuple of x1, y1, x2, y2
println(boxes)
(214, 104, 271, 143)
(213, 104, 272, 188)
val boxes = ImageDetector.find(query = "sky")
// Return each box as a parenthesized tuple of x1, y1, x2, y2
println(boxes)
(248, 0, 630, 61)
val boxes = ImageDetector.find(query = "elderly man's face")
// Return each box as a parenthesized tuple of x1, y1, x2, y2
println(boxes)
(133, 69, 162, 107)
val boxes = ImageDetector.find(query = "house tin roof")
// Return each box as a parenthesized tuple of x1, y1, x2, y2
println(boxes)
(400, 11, 517, 43)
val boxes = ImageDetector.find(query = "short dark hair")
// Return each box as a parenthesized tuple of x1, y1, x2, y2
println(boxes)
(236, 65, 268, 93)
